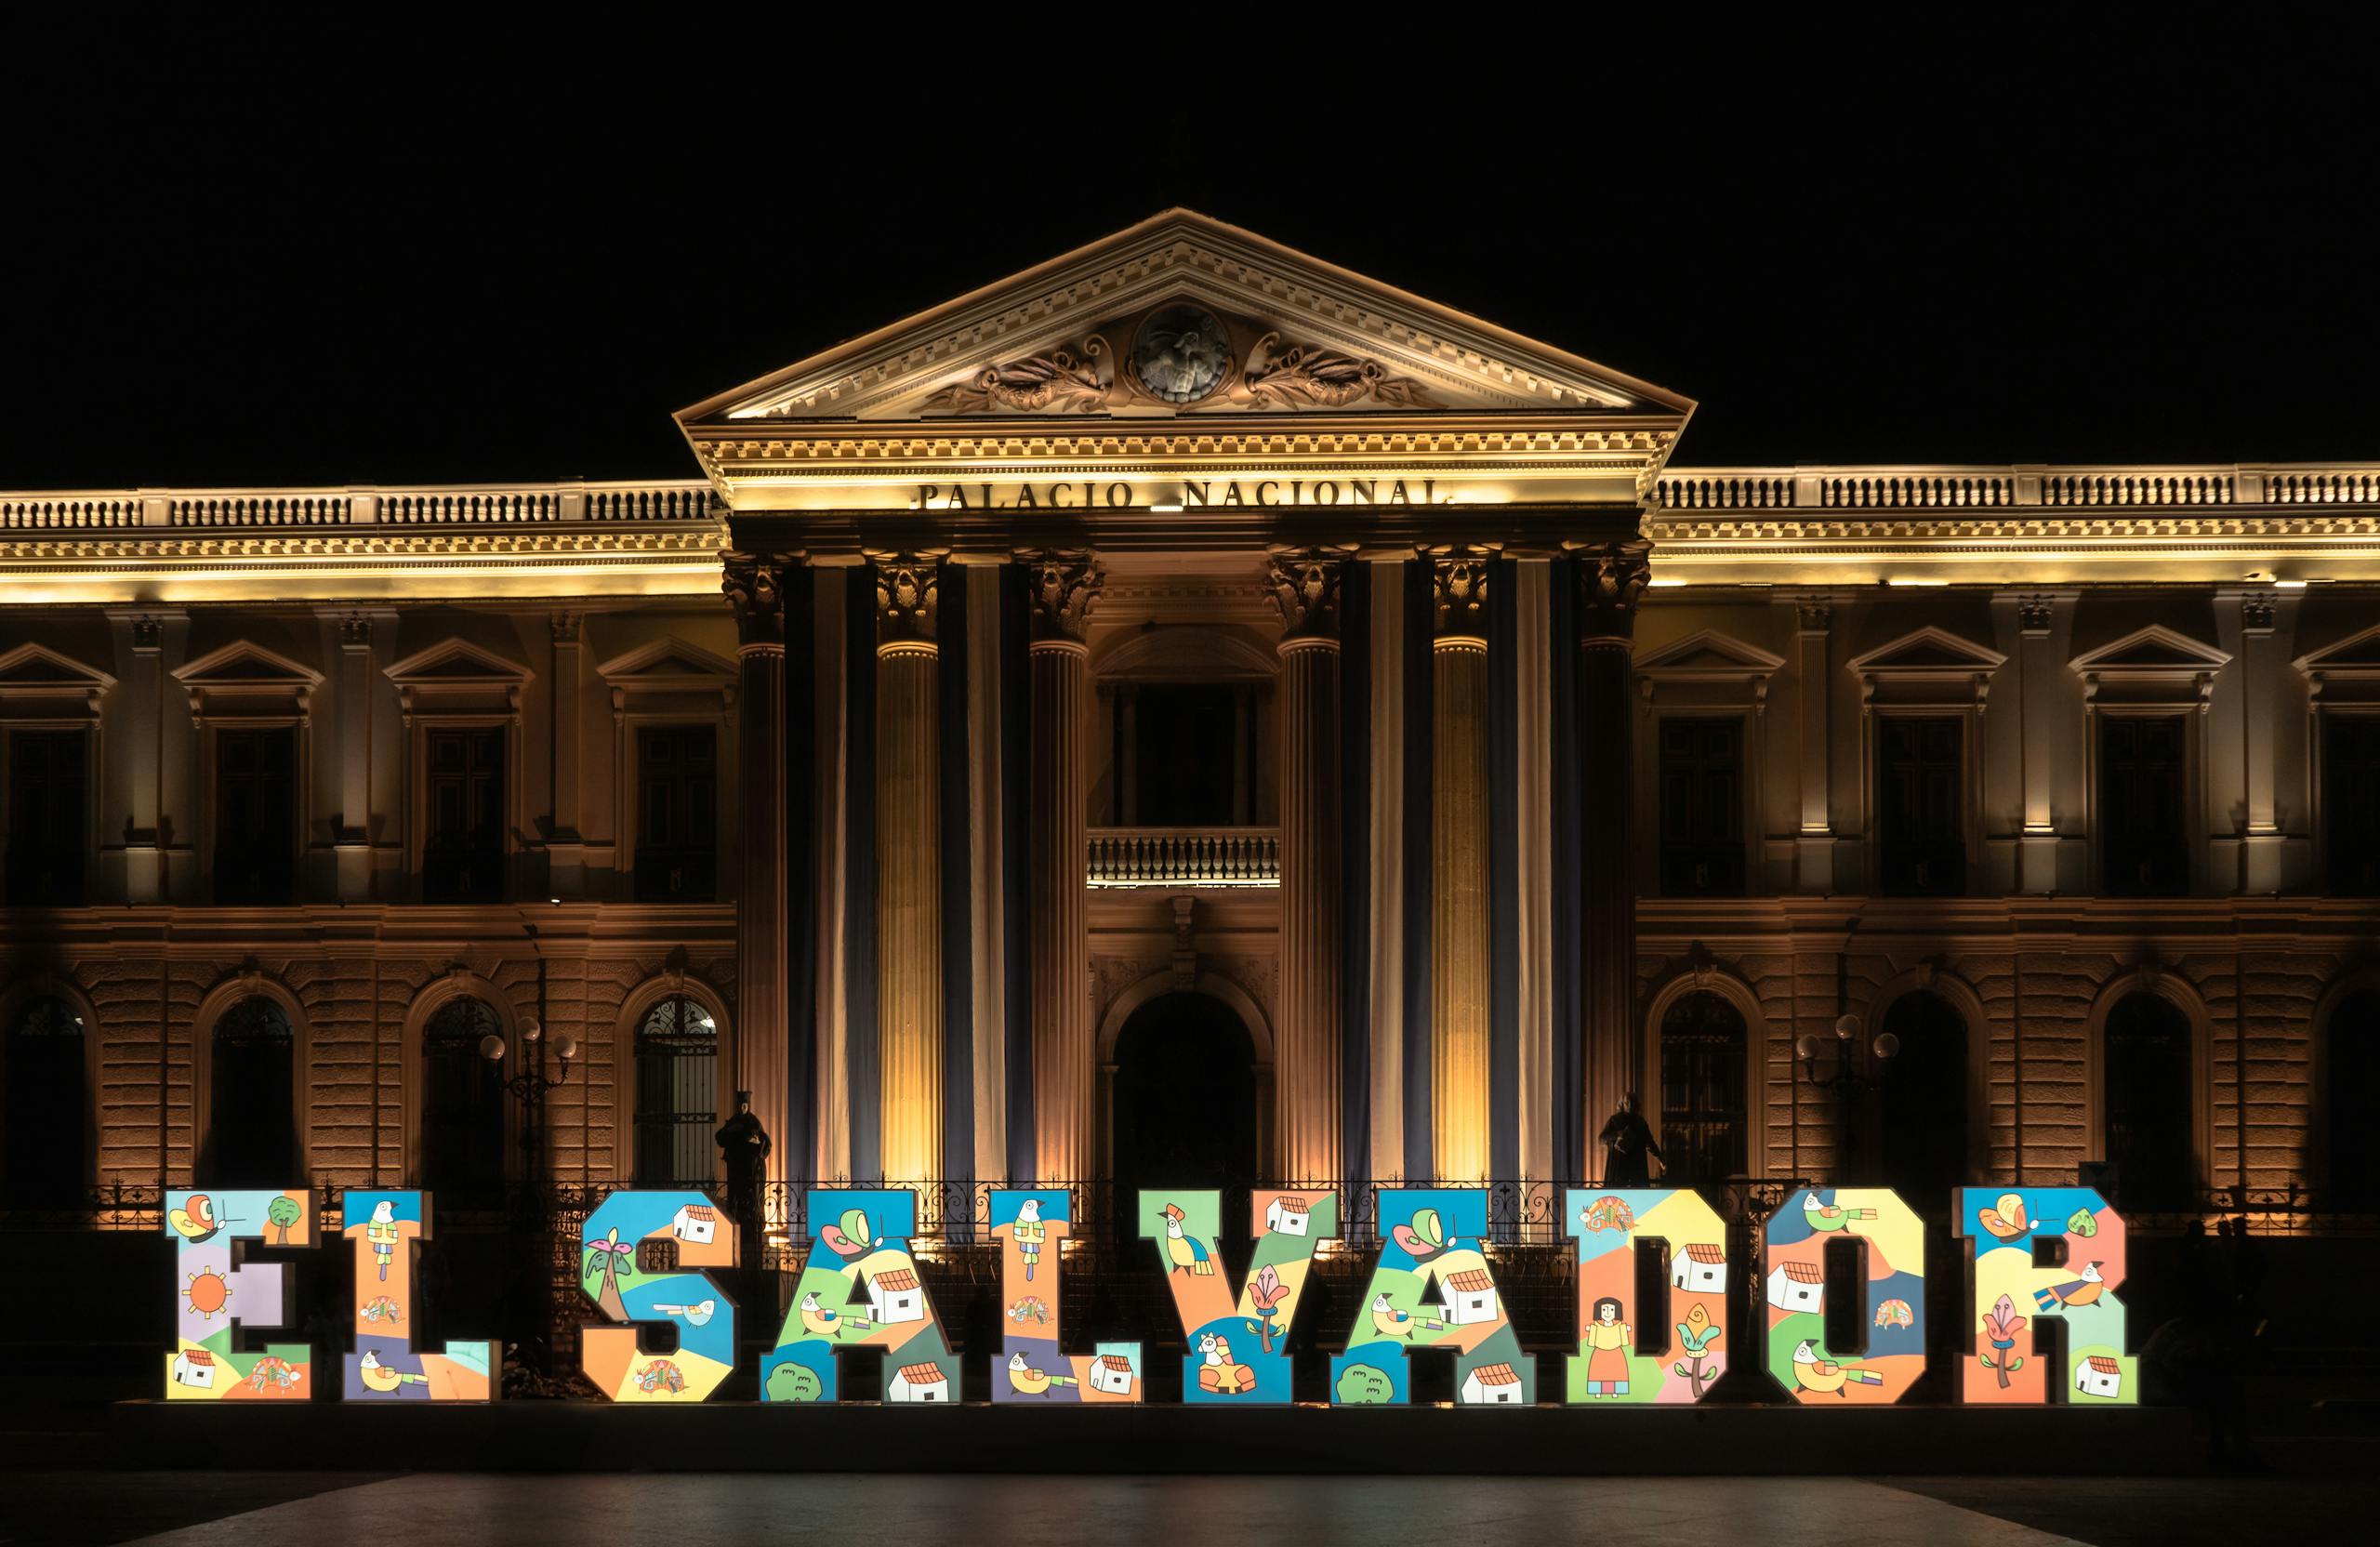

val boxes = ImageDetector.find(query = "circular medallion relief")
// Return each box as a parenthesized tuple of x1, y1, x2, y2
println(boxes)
(1130, 305, 1232, 404)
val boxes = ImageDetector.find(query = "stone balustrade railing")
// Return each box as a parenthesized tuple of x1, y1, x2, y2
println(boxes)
(0, 480, 717, 532)
(1087, 826, 1280, 888)
(1654, 463, 2380, 512)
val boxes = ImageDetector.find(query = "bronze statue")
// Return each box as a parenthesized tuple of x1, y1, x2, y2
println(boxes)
(1598, 1091, 1663, 1187)
(715, 1090, 772, 1233)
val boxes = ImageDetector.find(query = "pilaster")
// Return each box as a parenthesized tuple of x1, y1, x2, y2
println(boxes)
(723, 551, 793, 1195)
(1575, 541, 1650, 1157)
(1427, 546, 1494, 1182)
(1267, 547, 1348, 1180)
(870, 550, 945, 1180)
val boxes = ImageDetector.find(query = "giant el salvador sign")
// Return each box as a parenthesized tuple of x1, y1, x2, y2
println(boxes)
(164, 1183, 2132, 1408)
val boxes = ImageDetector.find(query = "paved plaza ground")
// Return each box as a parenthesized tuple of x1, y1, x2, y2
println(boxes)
(3, 1472, 2370, 1547)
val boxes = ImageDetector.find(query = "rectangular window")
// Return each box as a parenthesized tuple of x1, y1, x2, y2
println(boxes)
(423, 727, 505, 904)
(635, 724, 718, 902)
(2326, 716, 2380, 897)
(1876, 716, 1965, 896)
(214, 727, 297, 905)
(1658, 717, 1744, 896)
(2098, 715, 2189, 896)
(5, 730, 87, 906)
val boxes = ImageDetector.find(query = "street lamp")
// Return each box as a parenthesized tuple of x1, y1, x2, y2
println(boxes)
(1796, 1012, 1897, 1183)
(477, 925, 577, 1373)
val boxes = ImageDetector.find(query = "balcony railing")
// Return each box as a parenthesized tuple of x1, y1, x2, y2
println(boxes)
(1087, 826, 1279, 888)
(0, 479, 718, 533)
(1652, 463, 2380, 513)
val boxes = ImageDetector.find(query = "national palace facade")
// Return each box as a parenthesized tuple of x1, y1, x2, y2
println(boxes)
(5, 210, 2376, 1232)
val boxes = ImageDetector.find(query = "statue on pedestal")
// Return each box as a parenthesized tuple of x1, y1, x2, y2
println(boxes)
(715, 1090, 772, 1245)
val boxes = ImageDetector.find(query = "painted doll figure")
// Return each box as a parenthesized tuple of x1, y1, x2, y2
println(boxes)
(1583, 1295, 1633, 1396)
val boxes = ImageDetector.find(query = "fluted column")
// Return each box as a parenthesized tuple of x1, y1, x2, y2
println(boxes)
(1022, 551, 1102, 1181)
(871, 553, 945, 1181)
(1268, 549, 1349, 1181)
(1429, 549, 1495, 1183)
(1576, 543, 1651, 1162)
(722, 553, 791, 1196)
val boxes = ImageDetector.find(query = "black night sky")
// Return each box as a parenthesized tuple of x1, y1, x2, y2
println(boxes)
(7, 48, 2374, 490)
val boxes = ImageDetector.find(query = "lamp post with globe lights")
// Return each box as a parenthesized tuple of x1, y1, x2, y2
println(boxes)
(478, 924, 577, 1374)
(1797, 1012, 1898, 1183)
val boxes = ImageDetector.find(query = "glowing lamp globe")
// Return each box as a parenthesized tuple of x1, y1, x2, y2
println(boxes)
(553, 1032, 579, 1063)
(478, 1033, 507, 1063)
(1872, 1031, 1901, 1060)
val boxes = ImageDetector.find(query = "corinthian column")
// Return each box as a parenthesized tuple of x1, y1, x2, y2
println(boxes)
(1575, 542, 1650, 1167)
(1021, 550, 1102, 1181)
(1267, 549, 1350, 1181)
(872, 552, 944, 1180)
(1429, 549, 1495, 1183)
(722, 552, 791, 1197)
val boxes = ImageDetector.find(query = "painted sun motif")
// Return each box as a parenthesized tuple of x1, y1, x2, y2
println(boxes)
(184, 1269, 231, 1319)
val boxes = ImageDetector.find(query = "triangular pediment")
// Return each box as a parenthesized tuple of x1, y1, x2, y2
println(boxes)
(385, 638, 533, 686)
(2069, 625, 2230, 678)
(1846, 626, 2007, 677)
(173, 640, 325, 690)
(596, 638, 736, 687)
(681, 209, 1692, 427)
(2295, 622, 2380, 678)
(1634, 628, 1787, 677)
(0, 641, 115, 693)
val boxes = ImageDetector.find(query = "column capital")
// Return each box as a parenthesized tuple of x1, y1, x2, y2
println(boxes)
(1265, 545, 1355, 644)
(1421, 543, 1499, 641)
(1017, 548, 1103, 644)
(866, 549, 945, 648)
(721, 550, 793, 647)
(1571, 540, 1652, 644)
(549, 610, 583, 645)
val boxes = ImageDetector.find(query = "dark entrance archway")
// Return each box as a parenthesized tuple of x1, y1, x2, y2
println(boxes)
(1109, 991, 1259, 1229)
(1876, 989, 1969, 1210)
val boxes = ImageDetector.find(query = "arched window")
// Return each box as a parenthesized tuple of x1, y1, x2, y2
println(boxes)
(5, 996, 88, 1202)
(2103, 991, 2196, 1210)
(420, 997, 507, 1199)
(633, 994, 717, 1186)
(1877, 990, 1968, 1209)
(1658, 991, 1747, 1180)
(2328, 989, 2380, 1204)
(210, 996, 295, 1186)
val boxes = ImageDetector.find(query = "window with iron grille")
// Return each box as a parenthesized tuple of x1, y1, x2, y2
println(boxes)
(6, 730, 87, 906)
(635, 725, 718, 902)
(1658, 992, 1747, 1180)
(5, 995, 87, 1202)
(211, 996, 295, 1187)
(420, 996, 507, 1198)
(634, 995, 717, 1187)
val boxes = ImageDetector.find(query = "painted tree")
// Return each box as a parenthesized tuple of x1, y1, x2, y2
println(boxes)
(584, 1227, 634, 1323)
(266, 1195, 301, 1245)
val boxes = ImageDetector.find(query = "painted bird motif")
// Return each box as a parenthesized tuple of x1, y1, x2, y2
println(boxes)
(2032, 1261, 2106, 1310)
(799, 1290, 871, 1339)
(1160, 1203, 1215, 1277)
(1790, 1338, 1884, 1398)
(357, 1351, 428, 1394)
(1370, 1292, 1416, 1341)
(1006, 1352, 1078, 1397)
(1803, 1197, 1878, 1233)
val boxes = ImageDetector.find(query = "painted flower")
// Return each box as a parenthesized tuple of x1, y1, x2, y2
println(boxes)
(1674, 1302, 1722, 1354)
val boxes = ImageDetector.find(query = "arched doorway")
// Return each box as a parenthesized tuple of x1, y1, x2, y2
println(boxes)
(1876, 990, 1968, 1209)
(419, 996, 508, 1200)
(2103, 991, 2196, 1210)
(633, 992, 719, 1187)
(1109, 991, 1258, 1224)
(210, 995, 298, 1186)
(2326, 988, 2380, 1206)
(5, 995, 89, 1202)
(1658, 991, 1748, 1182)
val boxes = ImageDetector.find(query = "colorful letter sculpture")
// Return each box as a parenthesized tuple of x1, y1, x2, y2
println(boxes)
(340, 1191, 496, 1401)
(1139, 1186, 1334, 1404)
(165, 1188, 313, 1401)
(1565, 1187, 1729, 1404)
(763, 1188, 960, 1402)
(578, 1190, 739, 1402)
(1762, 1186, 1927, 1404)
(1958, 1187, 2135, 1404)
(1333, 1188, 1532, 1406)
(992, 1189, 1142, 1403)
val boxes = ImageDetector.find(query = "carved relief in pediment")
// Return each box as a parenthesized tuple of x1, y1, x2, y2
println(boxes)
(914, 299, 1435, 418)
